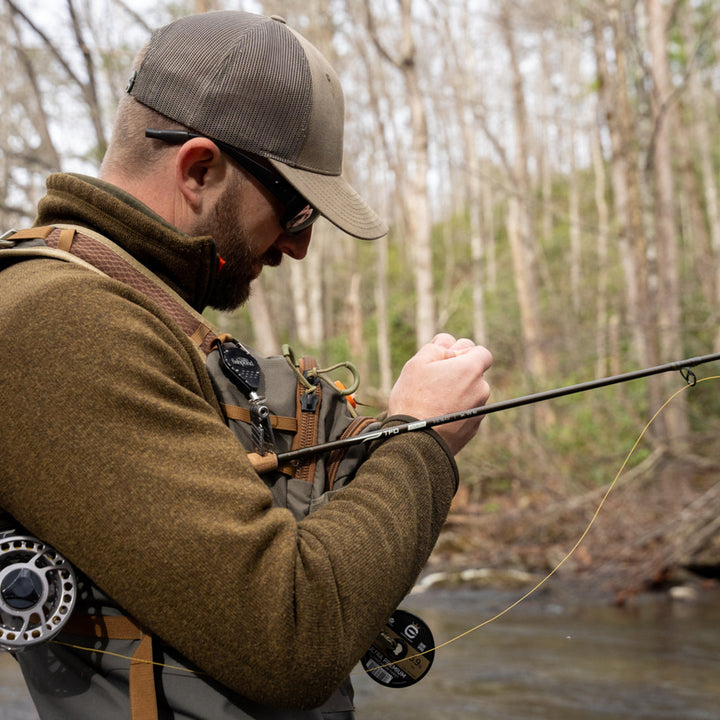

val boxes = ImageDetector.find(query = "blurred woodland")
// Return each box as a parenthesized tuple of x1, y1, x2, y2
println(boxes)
(2, 0, 719, 589)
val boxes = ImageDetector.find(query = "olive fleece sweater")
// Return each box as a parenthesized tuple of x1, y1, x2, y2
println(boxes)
(0, 173, 458, 710)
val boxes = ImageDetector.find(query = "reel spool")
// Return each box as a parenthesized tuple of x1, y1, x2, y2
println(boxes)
(0, 528, 77, 651)
(361, 609, 435, 688)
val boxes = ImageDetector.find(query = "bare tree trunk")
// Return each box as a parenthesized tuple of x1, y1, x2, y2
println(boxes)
(483, 174, 497, 293)
(248, 280, 279, 356)
(568, 126, 582, 316)
(500, 2, 546, 384)
(442, 0, 488, 344)
(365, 0, 435, 348)
(375, 234, 393, 396)
(469, 162, 487, 344)
(591, 119, 611, 378)
(538, 36, 554, 247)
(346, 271, 365, 380)
(678, 10, 720, 351)
(592, 5, 663, 425)
(459, 69, 486, 344)
(613, 4, 667, 433)
(307, 243, 325, 348)
(289, 260, 313, 348)
(400, 0, 434, 347)
(593, 11, 642, 365)
(560, 29, 584, 318)
(646, 0, 689, 443)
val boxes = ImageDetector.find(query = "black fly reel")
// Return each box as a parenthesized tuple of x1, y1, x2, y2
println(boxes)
(0, 523, 77, 651)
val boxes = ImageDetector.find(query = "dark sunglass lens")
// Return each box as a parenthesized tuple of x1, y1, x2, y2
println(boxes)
(284, 202, 319, 234)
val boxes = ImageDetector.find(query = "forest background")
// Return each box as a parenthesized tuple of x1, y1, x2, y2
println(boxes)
(2, 0, 719, 596)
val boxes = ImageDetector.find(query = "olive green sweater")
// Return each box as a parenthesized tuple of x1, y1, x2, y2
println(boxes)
(0, 173, 458, 710)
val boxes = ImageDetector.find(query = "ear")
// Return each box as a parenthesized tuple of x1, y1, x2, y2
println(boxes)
(175, 138, 228, 213)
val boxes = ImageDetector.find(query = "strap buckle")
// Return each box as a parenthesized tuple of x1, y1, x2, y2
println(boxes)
(0, 229, 18, 248)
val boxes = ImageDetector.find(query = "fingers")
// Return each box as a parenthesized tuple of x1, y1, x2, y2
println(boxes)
(430, 333, 457, 349)
(430, 334, 475, 356)
(387, 334, 493, 455)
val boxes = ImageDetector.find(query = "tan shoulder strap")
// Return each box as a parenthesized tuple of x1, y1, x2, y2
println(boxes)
(220, 402, 298, 432)
(63, 614, 158, 720)
(5, 225, 219, 356)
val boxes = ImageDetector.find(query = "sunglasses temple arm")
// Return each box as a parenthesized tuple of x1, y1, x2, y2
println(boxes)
(145, 128, 198, 144)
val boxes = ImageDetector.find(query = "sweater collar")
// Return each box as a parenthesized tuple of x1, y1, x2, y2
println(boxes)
(35, 173, 217, 311)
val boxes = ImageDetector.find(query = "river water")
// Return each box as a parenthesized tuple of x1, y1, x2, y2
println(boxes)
(352, 585, 720, 720)
(1, 586, 718, 719)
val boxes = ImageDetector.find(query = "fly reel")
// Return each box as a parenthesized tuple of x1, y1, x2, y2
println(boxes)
(0, 527, 77, 651)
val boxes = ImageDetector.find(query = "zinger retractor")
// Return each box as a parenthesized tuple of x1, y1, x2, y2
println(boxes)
(0, 527, 77, 651)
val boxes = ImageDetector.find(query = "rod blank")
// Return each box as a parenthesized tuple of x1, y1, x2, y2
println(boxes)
(255, 352, 720, 471)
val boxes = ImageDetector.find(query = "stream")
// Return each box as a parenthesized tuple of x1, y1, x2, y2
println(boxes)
(352, 585, 720, 719)
(1, 585, 718, 719)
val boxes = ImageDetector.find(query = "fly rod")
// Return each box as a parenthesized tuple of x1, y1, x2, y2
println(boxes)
(247, 352, 720, 473)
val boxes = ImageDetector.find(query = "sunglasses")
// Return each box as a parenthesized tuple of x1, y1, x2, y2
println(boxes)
(145, 128, 319, 235)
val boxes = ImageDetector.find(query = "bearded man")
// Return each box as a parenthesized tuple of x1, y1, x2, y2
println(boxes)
(0, 10, 492, 720)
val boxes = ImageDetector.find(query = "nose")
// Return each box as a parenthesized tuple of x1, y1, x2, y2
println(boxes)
(274, 226, 312, 260)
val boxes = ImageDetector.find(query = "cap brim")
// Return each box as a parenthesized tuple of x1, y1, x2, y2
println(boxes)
(269, 159, 388, 240)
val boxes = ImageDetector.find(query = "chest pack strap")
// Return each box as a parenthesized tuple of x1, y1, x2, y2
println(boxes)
(220, 402, 298, 432)
(62, 614, 157, 720)
(6, 225, 219, 355)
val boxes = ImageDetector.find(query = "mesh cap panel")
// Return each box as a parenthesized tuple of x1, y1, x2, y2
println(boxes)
(129, 11, 387, 239)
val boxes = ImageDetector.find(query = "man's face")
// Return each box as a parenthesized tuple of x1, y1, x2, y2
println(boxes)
(193, 164, 313, 311)
(196, 171, 284, 311)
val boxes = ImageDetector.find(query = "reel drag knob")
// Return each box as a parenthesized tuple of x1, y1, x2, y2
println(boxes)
(1, 568, 44, 609)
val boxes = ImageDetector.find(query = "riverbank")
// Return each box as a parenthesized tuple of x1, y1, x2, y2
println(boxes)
(433, 443, 720, 606)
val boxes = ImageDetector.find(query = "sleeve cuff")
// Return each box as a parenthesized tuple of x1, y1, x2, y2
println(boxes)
(375, 414, 460, 493)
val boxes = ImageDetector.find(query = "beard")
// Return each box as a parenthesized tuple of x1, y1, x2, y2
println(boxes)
(194, 175, 283, 311)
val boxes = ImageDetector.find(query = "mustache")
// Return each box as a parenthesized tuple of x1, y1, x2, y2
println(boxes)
(260, 246, 283, 268)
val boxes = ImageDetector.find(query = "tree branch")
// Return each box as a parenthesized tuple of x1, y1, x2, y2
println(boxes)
(111, 0, 152, 32)
(5, 0, 87, 93)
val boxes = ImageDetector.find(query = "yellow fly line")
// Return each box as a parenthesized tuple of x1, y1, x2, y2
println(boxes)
(354, 374, 719, 673)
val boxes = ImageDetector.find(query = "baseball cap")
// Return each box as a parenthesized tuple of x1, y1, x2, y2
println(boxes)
(127, 10, 387, 240)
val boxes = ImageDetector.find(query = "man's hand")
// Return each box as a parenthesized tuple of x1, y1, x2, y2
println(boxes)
(387, 334, 493, 455)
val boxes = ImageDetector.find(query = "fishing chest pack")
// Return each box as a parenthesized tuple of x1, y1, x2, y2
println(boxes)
(0, 224, 380, 511)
